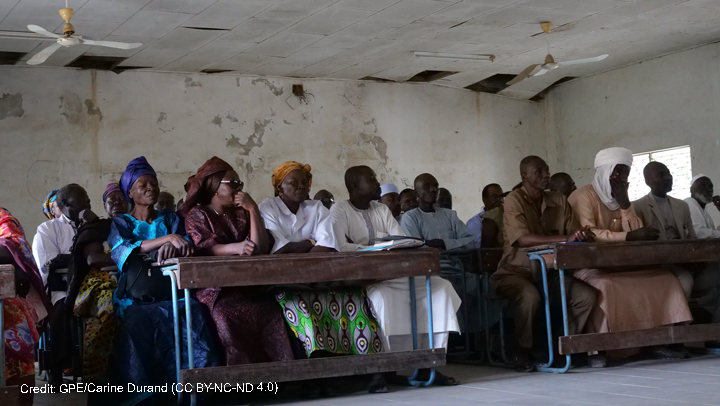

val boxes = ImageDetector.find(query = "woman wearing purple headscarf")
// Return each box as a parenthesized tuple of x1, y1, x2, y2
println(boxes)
(96, 157, 217, 406)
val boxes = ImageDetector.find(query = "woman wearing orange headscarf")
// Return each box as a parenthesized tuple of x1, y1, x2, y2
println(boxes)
(259, 162, 386, 393)
(0, 207, 51, 406)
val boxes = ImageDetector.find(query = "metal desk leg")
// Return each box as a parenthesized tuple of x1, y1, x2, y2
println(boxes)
(408, 277, 420, 382)
(529, 251, 570, 373)
(162, 269, 183, 405)
(184, 288, 196, 406)
(1, 298, 5, 387)
(409, 276, 435, 387)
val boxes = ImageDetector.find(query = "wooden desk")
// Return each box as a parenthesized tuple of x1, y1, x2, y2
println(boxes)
(527, 240, 720, 373)
(0, 265, 21, 406)
(160, 249, 446, 405)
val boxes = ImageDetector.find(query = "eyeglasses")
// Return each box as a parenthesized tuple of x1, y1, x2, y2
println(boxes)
(220, 180, 244, 191)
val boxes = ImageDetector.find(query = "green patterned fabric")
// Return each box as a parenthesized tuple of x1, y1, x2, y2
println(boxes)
(275, 289, 382, 357)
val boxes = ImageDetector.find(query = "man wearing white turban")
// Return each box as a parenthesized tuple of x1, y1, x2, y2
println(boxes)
(568, 147, 693, 360)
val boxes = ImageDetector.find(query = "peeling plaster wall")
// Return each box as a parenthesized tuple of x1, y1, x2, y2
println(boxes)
(0, 66, 545, 238)
(546, 42, 720, 222)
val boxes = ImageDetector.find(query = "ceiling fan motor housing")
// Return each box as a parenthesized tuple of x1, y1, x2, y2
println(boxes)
(63, 23, 75, 35)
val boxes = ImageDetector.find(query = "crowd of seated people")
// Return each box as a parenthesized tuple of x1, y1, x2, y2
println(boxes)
(4, 147, 720, 406)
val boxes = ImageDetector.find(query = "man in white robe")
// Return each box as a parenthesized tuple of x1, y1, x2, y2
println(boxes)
(331, 166, 461, 385)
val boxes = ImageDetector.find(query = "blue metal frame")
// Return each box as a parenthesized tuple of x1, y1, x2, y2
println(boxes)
(162, 269, 438, 404)
(527, 250, 571, 373)
(408, 276, 436, 386)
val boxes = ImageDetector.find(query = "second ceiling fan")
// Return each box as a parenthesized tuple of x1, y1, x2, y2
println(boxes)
(507, 22, 608, 86)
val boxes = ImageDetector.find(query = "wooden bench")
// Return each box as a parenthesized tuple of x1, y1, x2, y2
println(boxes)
(159, 248, 447, 405)
(0, 264, 21, 406)
(527, 240, 720, 373)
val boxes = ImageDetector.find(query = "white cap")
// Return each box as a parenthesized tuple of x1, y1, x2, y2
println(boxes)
(380, 183, 399, 197)
(691, 174, 709, 187)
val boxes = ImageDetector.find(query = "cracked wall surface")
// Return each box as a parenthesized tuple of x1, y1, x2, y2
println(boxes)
(0, 66, 545, 239)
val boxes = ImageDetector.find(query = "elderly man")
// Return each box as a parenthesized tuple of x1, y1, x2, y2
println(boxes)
(492, 156, 597, 371)
(550, 172, 577, 198)
(331, 166, 460, 386)
(568, 148, 692, 360)
(379, 183, 402, 222)
(467, 183, 505, 249)
(33, 183, 91, 386)
(685, 174, 720, 238)
(632, 161, 695, 297)
(313, 189, 335, 210)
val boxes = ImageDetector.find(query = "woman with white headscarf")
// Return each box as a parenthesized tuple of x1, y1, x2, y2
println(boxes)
(567, 147, 692, 360)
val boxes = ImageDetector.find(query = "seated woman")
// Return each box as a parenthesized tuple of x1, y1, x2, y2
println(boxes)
(259, 162, 385, 392)
(0, 207, 52, 406)
(182, 157, 294, 365)
(102, 157, 218, 406)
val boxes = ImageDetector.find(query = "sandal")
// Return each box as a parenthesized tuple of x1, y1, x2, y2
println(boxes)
(432, 371, 459, 386)
(514, 349, 534, 373)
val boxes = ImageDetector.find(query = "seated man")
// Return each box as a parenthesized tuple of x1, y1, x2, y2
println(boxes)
(399, 188, 419, 215)
(32, 183, 89, 386)
(568, 148, 692, 359)
(331, 166, 460, 386)
(379, 183, 402, 222)
(313, 189, 335, 210)
(685, 174, 720, 238)
(492, 156, 597, 372)
(632, 161, 694, 297)
(467, 183, 505, 248)
(549, 172, 577, 198)
(437, 187, 452, 210)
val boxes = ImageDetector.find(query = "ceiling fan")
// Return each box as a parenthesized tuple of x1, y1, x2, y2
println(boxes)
(23, 1, 142, 65)
(507, 22, 608, 86)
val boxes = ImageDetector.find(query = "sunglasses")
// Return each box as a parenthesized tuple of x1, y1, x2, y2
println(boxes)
(220, 180, 244, 191)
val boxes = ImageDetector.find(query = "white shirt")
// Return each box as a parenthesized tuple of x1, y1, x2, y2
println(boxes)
(401, 207, 475, 251)
(32, 215, 77, 304)
(684, 197, 720, 239)
(259, 196, 338, 253)
(330, 200, 404, 252)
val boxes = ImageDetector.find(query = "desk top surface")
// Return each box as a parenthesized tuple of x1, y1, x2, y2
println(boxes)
(525, 239, 720, 269)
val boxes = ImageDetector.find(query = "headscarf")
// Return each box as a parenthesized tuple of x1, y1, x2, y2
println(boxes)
(0, 207, 52, 320)
(271, 161, 312, 196)
(380, 183, 399, 197)
(103, 182, 122, 203)
(691, 174, 709, 187)
(119, 156, 157, 202)
(591, 147, 633, 211)
(181, 156, 234, 217)
(43, 189, 59, 219)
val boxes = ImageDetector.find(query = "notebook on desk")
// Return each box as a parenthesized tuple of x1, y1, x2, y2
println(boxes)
(359, 235, 424, 251)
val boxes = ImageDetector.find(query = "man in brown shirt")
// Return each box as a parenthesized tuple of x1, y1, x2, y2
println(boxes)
(492, 156, 598, 371)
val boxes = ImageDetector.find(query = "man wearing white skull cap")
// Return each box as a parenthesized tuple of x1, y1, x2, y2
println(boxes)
(568, 147, 692, 360)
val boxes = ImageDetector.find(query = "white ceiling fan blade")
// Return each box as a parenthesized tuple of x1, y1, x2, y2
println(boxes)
(507, 64, 540, 85)
(532, 68, 549, 77)
(0, 31, 55, 40)
(27, 25, 60, 38)
(27, 43, 62, 65)
(559, 54, 608, 66)
(81, 39, 142, 49)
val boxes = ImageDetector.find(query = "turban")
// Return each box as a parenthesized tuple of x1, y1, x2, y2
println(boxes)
(119, 156, 157, 202)
(43, 189, 59, 220)
(592, 147, 633, 211)
(691, 174, 709, 187)
(380, 183, 399, 197)
(182, 156, 234, 216)
(271, 161, 312, 195)
(103, 182, 122, 203)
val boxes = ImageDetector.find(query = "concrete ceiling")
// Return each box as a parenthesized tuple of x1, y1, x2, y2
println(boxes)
(2, 0, 720, 99)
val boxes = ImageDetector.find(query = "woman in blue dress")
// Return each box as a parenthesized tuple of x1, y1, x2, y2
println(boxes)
(99, 156, 218, 406)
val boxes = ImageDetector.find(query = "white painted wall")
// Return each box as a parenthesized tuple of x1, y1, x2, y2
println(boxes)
(0, 66, 545, 238)
(547, 42, 720, 222)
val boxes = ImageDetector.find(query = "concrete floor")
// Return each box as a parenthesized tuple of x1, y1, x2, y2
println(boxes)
(31, 355, 720, 406)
